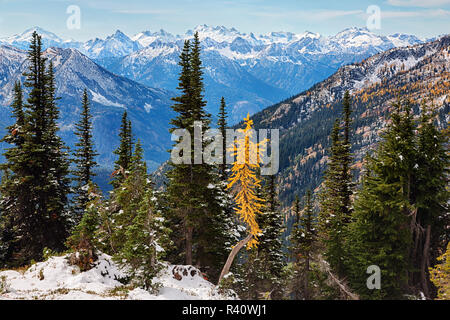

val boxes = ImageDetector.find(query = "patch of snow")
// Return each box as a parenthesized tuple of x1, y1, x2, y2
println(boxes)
(89, 90, 125, 109)
(0, 254, 235, 300)
(144, 103, 153, 113)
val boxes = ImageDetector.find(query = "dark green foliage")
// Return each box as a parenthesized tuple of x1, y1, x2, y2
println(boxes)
(258, 175, 286, 296)
(318, 91, 354, 277)
(289, 190, 318, 299)
(217, 97, 228, 181)
(66, 182, 100, 271)
(347, 101, 416, 299)
(165, 33, 230, 282)
(113, 179, 170, 291)
(409, 103, 450, 297)
(0, 83, 25, 266)
(0, 32, 70, 267)
(111, 111, 133, 188)
(109, 140, 149, 254)
(72, 89, 98, 221)
(110, 140, 171, 289)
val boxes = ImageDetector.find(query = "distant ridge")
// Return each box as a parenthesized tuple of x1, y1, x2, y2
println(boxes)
(0, 26, 432, 122)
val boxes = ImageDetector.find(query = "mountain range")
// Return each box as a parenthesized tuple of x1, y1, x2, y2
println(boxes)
(0, 26, 430, 122)
(0, 26, 446, 185)
(250, 35, 449, 208)
(0, 44, 174, 172)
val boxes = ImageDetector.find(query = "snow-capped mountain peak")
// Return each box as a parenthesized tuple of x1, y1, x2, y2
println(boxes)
(108, 29, 130, 40)
(330, 27, 387, 48)
(131, 29, 178, 47)
(188, 24, 246, 43)
(80, 29, 142, 59)
(0, 26, 66, 50)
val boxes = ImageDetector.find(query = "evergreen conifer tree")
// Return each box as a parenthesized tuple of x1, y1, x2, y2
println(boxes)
(109, 140, 148, 253)
(72, 89, 98, 220)
(318, 119, 347, 276)
(217, 97, 228, 181)
(290, 190, 318, 299)
(66, 182, 101, 271)
(114, 173, 170, 291)
(347, 101, 416, 299)
(0, 82, 25, 266)
(165, 39, 193, 264)
(112, 111, 133, 188)
(165, 33, 225, 278)
(409, 102, 449, 297)
(0, 32, 70, 266)
(41, 60, 71, 250)
(254, 174, 286, 299)
(318, 91, 354, 277)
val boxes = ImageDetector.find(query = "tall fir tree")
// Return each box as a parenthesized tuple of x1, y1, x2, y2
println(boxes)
(409, 102, 449, 297)
(0, 82, 25, 266)
(318, 91, 354, 277)
(72, 89, 98, 221)
(109, 140, 148, 254)
(113, 140, 171, 289)
(111, 110, 133, 188)
(42, 60, 71, 245)
(165, 39, 193, 264)
(217, 97, 228, 181)
(347, 101, 416, 299)
(318, 119, 347, 276)
(255, 174, 286, 299)
(165, 33, 225, 279)
(0, 32, 70, 266)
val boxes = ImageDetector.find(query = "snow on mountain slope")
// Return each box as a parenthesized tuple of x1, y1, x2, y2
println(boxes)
(387, 33, 423, 47)
(1, 25, 432, 123)
(0, 45, 27, 89)
(106, 39, 288, 123)
(0, 45, 174, 169)
(249, 35, 450, 207)
(0, 254, 235, 300)
(132, 29, 179, 47)
(0, 26, 82, 51)
(81, 30, 142, 59)
(98, 26, 432, 121)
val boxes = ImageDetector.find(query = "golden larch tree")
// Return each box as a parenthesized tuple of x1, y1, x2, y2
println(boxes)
(217, 113, 268, 284)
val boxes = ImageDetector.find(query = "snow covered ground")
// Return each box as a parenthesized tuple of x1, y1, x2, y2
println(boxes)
(0, 254, 236, 300)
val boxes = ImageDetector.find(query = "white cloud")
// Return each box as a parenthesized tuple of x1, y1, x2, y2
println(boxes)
(386, 0, 450, 7)
(380, 8, 450, 18)
(251, 9, 364, 20)
(113, 9, 173, 15)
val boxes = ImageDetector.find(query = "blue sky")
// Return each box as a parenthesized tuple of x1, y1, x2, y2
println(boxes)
(0, 0, 449, 40)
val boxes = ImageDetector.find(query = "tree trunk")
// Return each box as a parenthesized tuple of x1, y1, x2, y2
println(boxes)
(421, 225, 431, 298)
(217, 234, 253, 285)
(186, 226, 193, 265)
(304, 255, 310, 299)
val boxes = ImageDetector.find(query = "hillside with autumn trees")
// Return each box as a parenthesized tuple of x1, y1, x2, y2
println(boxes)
(250, 35, 449, 207)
